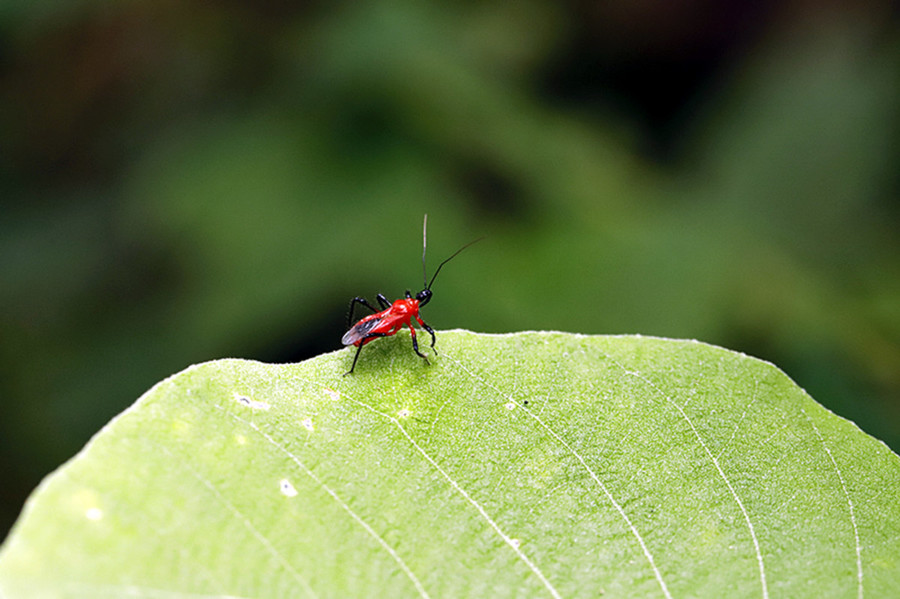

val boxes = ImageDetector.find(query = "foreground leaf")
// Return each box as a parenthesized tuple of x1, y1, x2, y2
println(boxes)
(1, 331, 898, 598)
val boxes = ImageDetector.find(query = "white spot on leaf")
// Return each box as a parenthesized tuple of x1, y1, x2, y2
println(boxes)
(301, 418, 314, 431)
(398, 409, 411, 419)
(85, 507, 103, 521)
(504, 402, 515, 410)
(324, 387, 341, 401)
(280, 479, 298, 497)
(234, 393, 269, 410)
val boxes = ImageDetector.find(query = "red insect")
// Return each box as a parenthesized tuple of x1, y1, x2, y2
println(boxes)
(342, 215, 481, 375)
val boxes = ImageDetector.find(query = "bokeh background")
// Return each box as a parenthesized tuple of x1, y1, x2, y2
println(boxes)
(2, 0, 898, 541)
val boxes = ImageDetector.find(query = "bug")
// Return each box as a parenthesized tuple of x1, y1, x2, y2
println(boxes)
(342, 215, 481, 375)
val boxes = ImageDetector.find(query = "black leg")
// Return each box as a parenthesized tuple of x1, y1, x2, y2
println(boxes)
(409, 326, 430, 365)
(376, 293, 392, 309)
(344, 344, 365, 376)
(420, 319, 437, 354)
(343, 333, 389, 375)
(347, 297, 379, 327)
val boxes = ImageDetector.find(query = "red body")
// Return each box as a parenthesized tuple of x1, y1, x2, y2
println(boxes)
(342, 298, 426, 348)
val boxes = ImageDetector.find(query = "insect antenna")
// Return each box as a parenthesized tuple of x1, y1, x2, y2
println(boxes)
(423, 218, 483, 291)
(422, 214, 429, 289)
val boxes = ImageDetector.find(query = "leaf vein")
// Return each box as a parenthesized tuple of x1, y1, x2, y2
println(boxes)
(339, 388, 563, 599)
(604, 357, 770, 599)
(800, 405, 863, 599)
(157, 445, 318, 599)
(213, 405, 432, 599)
(443, 353, 672, 599)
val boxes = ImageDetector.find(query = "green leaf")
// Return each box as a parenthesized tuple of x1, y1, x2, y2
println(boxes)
(1, 331, 898, 598)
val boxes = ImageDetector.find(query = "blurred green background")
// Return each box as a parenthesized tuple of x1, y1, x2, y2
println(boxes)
(2, 0, 898, 541)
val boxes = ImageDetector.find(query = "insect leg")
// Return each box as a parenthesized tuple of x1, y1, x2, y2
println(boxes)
(347, 297, 379, 327)
(344, 344, 365, 376)
(418, 317, 438, 353)
(343, 333, 389, 376)
(376, 293, 392, 309)
(408, 325, 430, 365)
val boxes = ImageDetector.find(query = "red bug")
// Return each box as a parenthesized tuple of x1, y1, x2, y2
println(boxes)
(342, 215, 481, 375)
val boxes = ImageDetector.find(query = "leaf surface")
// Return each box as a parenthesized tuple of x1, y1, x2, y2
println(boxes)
(1, 331, 898, 598)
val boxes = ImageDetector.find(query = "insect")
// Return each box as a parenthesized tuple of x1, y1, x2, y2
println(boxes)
(342, 215, 481, 375)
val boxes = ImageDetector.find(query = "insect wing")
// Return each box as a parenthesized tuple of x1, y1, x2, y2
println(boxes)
(342, 316, 383, 346)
